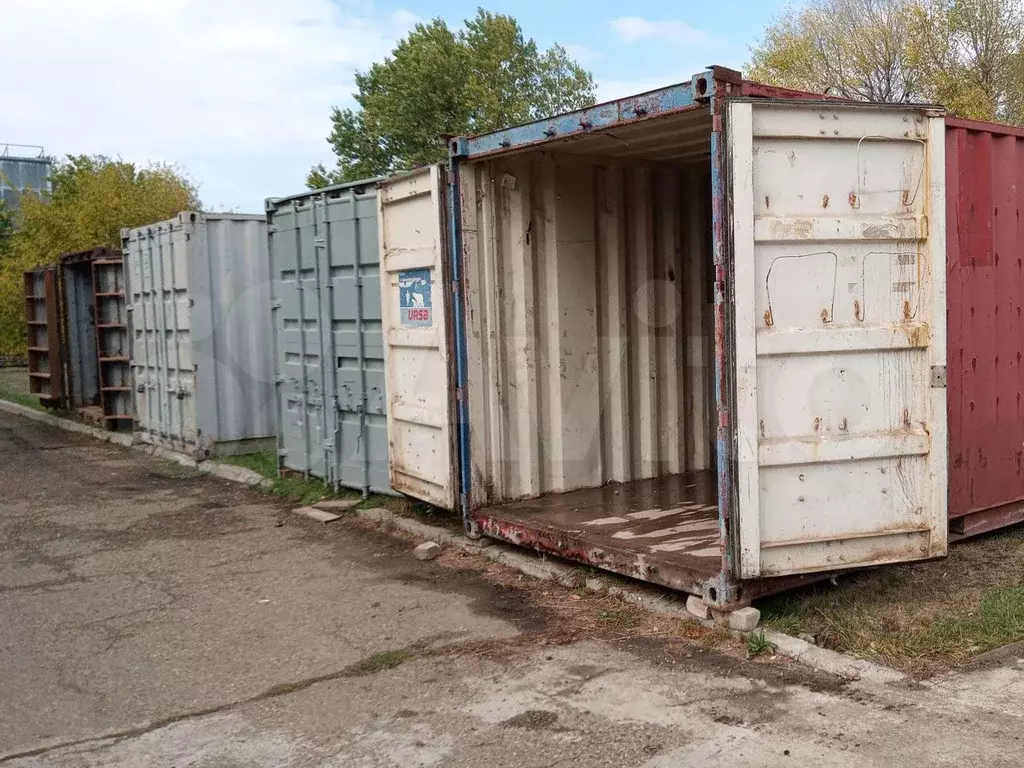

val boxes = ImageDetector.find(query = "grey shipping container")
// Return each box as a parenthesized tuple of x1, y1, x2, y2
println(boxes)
(123, 212, 276, 458)
(267, 179, 392, 496)
(1, 145, 50, 211)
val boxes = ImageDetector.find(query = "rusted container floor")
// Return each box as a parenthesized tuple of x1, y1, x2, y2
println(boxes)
(472, 471, 722, 594)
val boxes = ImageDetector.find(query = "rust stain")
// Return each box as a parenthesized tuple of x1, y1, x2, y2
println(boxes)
(763, 308, 774, 327)
(764, 195, 770, 210)
(822, 193, 830, 209)
(903, 408, 911, 429)
(848, 191, 858, 208)
(840, 417, 848, 432)
(854, 299, 863, 321)
(903, 299, 912, 320)
(759, 419, 766, 438)
(813, 417, 822, 433)
(820, 308, 830, 324)
(902, 189, 911, 206)
(771, 218, 814, 239)
(903, 322, 931, 347)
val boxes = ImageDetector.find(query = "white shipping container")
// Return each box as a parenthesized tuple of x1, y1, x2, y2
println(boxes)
(123, 212, 276, 458)
(379, 70, 948, 607)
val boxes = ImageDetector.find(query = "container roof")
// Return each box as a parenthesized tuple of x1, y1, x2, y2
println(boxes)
(451, 66, 845, 163)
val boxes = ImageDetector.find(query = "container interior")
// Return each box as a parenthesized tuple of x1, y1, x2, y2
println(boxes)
(462, 105, 723, 590)
(62, 260, 100, 410)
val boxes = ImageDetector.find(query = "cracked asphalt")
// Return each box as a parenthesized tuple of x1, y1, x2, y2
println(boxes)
(3, 409, 1024, 767)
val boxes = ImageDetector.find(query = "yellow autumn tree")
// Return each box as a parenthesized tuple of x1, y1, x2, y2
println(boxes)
(748, 0, 1024, 124)
(0, 156, 198, 357)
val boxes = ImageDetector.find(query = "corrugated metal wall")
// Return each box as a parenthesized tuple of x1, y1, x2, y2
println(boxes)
(946, 119, 1024, 532)
(0, 154, 50, 210)
(461, 154, 714, 507)
(268, 182, 391, 495)
(125, 213, 275, 456)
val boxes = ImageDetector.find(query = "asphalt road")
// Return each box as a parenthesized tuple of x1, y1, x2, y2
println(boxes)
(1, 409, 1023, 767)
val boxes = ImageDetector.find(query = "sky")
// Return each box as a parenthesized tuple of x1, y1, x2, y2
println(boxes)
(2, 0, 793, 212)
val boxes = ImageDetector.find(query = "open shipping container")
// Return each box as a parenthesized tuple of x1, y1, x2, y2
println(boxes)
(58, 247, 132, 428)
(379, 66, 951, 608)
(267, 180, 393, 496)
(123, 213, 275, 458)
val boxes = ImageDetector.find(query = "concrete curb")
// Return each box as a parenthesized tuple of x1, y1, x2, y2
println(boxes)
(0, 399, 271, 489)
(0, 397, 905, 686)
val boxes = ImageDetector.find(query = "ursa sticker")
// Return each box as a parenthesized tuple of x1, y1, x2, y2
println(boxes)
(399, 269, 432, 327)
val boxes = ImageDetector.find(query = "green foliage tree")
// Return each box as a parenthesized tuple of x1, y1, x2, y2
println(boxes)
(0, 155, 199, 357)
(748, 0, 1024, 124)
(0, 200, 13, 261)
(309, 9, 596, 187)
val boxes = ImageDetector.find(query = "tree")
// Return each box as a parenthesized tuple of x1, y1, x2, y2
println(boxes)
(0, 200, 13, 261)
(748, 0, 1024, 123)
(309, 9, 596, 187)
(748, 0, 925, 102)
(0, 155, 198, 357)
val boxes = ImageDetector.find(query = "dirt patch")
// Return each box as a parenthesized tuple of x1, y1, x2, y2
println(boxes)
(323, 515, 862, 696)
(759, 524, 1024, 676)
(501, 710, 559, 730)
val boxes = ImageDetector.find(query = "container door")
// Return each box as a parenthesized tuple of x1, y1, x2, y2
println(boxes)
(125, 216, 197, 450)
(727, 101, 948, 578)
(378, 166, 456, 508)
(24, 267, 65, 404)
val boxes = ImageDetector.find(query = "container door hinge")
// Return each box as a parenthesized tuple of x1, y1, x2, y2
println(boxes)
(931, 365, 947, 388)
(314, 236, 326, 249)
(271, 299, 282, 309)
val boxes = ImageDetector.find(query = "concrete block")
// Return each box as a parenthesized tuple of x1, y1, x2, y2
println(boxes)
(293, 506, 341, 523)
(686, 595, 712, 620)
(714, 606, 760, 632)
(314, 499, 359, 512)
(414, 541, 442, 561)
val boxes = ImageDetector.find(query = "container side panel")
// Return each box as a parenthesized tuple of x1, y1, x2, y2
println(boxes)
(946, 123, 1024, 529)
(378, 167, 455, 508)
(464, 154, 714, 508)
(199, 216, 276, 447)
(729, 102, 947, 578)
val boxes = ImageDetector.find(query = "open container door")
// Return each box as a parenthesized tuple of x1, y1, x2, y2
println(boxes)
(378, 166, 456, 508)
(727, 99, 948, 578)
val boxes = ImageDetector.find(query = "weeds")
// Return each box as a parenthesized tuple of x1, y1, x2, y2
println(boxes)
(348, 649, 413, 675)
(746, 630, 777, 658)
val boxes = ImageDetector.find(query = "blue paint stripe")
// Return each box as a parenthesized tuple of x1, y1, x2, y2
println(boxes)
(445, 160, 473, 526)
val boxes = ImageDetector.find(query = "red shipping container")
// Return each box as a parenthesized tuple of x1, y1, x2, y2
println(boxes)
(946, 117, 1024, 537)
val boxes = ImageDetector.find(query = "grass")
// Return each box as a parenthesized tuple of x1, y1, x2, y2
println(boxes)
(0, 367, 46, 412)
(596, 608, 641, 628)
(347, 649, 413, 675)
(759, 524, 1024, 674)
(219, 450, 413, 514)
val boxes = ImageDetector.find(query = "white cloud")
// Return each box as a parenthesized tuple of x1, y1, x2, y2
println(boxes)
(1, 0, 419, 211)
(563, 43, 602, 64)
(610, 16, 714, 46)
